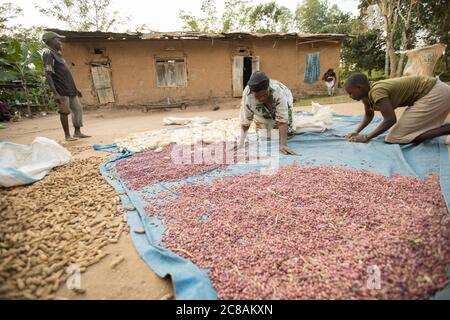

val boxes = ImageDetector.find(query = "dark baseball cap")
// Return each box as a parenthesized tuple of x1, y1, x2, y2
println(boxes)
(42, 31, 65, 43)
(248, 71, 270, 92)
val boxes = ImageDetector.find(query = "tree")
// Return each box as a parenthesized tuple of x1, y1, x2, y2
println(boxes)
(395, 0, 418, 76)
(374, 0, 400, 77)
(247, 2, 293, 33)
(0, 2, 22, 33)
(179, 0, 295, 33)
(221, 0, 252, 33)
(179, 0, 221, 32)
(295, 0, 364, 80)
(0, 38, 44, 115)
(341, 19, 385, 77)
(0, 2, 45, 46)
(417, 0, 450, 71)
(360, 0, 441, 78)
(361, 0, 421, 77)
(417, 0, 450, 44)
(317, 4, 354, 34)
(295, 0, 329, 33)
(295, 0, 353, 34)
(37, 0, 128, 32)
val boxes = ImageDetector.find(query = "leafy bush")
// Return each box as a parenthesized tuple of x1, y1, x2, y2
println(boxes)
(0, 36, 55, 114)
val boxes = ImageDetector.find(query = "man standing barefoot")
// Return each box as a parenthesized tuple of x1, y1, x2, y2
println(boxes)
(42, 31, 91, 141)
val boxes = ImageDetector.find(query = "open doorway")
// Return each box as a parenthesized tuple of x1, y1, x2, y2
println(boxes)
(243, 57, 252, 90)
(232, 56, 260, 97)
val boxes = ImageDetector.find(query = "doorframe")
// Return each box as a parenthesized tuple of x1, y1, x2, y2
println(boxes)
(231, 55, 260, 97)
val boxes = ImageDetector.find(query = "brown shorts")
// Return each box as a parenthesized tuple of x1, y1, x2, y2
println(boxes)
(58, 96, 83, 128)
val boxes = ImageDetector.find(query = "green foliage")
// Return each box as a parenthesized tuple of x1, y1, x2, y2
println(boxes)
(295, 0, 330, 33)
(0, 2, 22, 33)
(0, 36, 55, 113)
(0, 80, 56, 112)
(179, 0, 221, 32)
(293, 1, 385, 81)
(247, 2, 293, 33)
(416, 0, 450, 45)
(435, 56, 450, 81)
(36, 0, 129, 32)
(367, 70, 387, 82)
(0, 37, 43, 83)
(222, 0, 252, 33)
(294, 93, 354, 106)
(341, 20, 385, 75)
(416, 0, 450, 75)
(179, 0, 293, 33)
(295, 0, 354, 34)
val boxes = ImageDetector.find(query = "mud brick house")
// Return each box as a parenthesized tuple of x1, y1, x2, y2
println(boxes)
(46, 29, 347, 107)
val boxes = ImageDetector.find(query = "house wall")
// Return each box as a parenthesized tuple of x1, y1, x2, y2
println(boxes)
(61, 38, 341, 106)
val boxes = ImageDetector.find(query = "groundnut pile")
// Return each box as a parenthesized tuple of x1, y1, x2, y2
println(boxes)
(146, 165, 450, 299)
(0, 155, 126, 300)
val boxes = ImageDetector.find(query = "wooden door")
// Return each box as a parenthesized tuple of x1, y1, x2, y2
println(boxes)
(91, 65, 115, 104)
(232, 56, 244, 97)
(252, 56, 260, 73)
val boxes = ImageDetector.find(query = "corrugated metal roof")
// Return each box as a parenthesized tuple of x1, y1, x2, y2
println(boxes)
(46, 29, 349, 42)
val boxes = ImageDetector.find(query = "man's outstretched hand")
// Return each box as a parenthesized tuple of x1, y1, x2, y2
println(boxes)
(345, 132, 359, 139)
(348, 134, 369, 143)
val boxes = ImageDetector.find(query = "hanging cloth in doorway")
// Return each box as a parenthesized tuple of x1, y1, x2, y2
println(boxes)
(304, 52, 321, 84)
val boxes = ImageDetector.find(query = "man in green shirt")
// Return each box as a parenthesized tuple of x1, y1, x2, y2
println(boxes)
(344, 73, 450, 144)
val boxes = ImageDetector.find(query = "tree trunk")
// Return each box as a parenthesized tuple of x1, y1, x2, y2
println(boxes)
(386, 30, 397, 78)
(397, 51, 407, 77)
(396, 24, 409, 77)
(388, 41, 397, 78)
(384, 49, 390, 77)
(396, 0, 416, 77)
(21, 78, 32, 117)
(378, 0, 400, 78)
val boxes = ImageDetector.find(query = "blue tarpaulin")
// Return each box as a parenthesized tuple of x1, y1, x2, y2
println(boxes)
(95, 113, 450, 300)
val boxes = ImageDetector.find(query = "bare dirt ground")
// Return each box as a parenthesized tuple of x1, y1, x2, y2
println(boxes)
(1, 98, 448, 300)
(0, 99, 364, 147)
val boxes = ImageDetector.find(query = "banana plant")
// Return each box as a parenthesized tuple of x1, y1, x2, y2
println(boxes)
(0, 38, 44, 116)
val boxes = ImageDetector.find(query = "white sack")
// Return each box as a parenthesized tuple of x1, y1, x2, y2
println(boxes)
(293, 102, 334, 133)
(0, 137, 72, 187)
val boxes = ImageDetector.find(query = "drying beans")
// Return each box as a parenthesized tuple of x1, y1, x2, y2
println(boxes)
(145, 165, 450, 299)
(117, 143, 266, 190)
(116, 144, 223, 190)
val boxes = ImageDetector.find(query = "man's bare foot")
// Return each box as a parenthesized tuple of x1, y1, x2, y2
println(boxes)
(65, 136, 78, 141)
(73, 133, 91, 138)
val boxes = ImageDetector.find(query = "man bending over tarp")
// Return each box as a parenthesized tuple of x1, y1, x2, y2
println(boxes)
(237, 71, 298, 155)
(344, 73, 450, 144)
